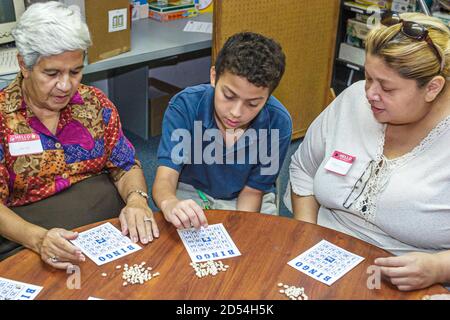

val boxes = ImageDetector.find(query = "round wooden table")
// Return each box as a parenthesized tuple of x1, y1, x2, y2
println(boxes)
(0, 210, 447, 299)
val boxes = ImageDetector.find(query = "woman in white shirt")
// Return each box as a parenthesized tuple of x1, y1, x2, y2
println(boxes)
(284, 12, 450, 291)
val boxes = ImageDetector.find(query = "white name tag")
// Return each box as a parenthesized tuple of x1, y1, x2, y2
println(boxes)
(324, 150, 355, 176)
(8, 133, 44, 157)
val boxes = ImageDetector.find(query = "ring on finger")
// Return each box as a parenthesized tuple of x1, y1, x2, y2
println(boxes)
(144, 217, 152, 223)
(50, 256, 59, 263)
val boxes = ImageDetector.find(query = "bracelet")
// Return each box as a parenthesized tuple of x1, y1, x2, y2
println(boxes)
(127, 189, 149, 201)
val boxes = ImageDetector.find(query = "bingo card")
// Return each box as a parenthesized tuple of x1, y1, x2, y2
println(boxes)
(71, 222, 141, 266)
(178, 223, 241, 262)
(0, 277, 42, 300)
(288, 239, 364, 286)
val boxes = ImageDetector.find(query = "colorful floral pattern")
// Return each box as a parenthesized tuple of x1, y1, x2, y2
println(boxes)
(0, 74, 140, 206)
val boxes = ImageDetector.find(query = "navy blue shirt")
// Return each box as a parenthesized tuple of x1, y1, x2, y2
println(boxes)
(157, 84, 292, 200)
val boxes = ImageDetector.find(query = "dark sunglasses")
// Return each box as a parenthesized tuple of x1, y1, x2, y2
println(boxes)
(380, 12, 445, 73)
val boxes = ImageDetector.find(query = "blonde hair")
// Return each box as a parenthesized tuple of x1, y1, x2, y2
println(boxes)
(365, 12, 450, 87)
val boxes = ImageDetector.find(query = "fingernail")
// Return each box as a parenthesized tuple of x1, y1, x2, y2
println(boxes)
(80, 255, 85, 261)
(133, 237, 138, 243)
(142, 237, 147, 244)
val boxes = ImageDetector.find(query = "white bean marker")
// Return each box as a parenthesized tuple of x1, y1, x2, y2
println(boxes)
(121, 261, 158, 286)
(190, 260, 230, 278)
(277, 282, 309, 300)
(101, 273, 107, 277)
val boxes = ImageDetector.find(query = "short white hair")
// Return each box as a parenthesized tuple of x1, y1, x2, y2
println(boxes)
(12, 1, 91, 69)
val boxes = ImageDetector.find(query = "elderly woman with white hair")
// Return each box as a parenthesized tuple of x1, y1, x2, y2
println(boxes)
(0, 1, 159, 268)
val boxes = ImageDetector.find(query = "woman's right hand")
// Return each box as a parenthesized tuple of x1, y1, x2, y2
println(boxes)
(161, 198, 208, 229)
(38, 228, 85, 269)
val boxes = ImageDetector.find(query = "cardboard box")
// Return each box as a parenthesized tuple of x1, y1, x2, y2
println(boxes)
(84, 0, 131, 64)
(131, 1, 149, 20)
(347, 18, 370, 40)
(148, 78, 181, 136)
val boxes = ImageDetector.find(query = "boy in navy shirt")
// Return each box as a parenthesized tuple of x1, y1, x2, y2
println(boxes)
(152, 32, 292, 229)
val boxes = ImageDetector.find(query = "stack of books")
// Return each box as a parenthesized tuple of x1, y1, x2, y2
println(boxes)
(148, 1, 198, 22)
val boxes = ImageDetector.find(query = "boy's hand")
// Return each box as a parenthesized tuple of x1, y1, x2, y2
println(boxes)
(161, 198, 208, 229)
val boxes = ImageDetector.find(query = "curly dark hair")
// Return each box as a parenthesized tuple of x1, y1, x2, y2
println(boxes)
(214, 32, 286, 93)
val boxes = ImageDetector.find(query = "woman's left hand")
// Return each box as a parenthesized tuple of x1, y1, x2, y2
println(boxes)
(374, 252, 442, 291)
(118, 196, 159, 245)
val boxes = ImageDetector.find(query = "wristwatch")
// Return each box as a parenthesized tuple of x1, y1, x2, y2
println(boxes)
(127, 189, 149, 201)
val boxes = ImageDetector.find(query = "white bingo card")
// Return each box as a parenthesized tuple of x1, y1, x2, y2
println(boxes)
(0, 277, 42, 300)
(178, 223, 241, 262)
(288, 240, 364, 286)
(71, 222, 142, 266)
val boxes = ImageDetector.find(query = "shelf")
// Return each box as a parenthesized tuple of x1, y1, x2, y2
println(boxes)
(333, 2, 373, 92)
(343, 1, 372, 15)
(336, 58, 364, 71)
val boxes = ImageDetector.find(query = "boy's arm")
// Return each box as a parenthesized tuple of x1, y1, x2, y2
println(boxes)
(152, 166, 208, 229)
(236, 185, 264, 213)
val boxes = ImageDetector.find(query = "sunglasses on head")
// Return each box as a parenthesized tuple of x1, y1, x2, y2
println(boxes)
(380, 12, 445, 73)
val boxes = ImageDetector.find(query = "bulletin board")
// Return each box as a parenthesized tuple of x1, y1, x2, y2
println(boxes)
(212, 0, 341, 139)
